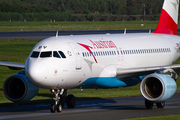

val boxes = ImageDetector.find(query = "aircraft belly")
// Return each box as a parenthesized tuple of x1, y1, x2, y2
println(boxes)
(78, 77, 140, 88)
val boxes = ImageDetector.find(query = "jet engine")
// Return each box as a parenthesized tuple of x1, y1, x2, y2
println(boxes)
(3, 71, 39, 102)
(140, 73, 177, 102)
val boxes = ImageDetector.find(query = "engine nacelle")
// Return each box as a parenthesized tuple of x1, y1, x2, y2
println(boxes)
(140, 73, 177, 102)
(3, 71, 39, 102)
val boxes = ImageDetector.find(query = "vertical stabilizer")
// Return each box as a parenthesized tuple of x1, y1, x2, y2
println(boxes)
(153, 0, 179, 35)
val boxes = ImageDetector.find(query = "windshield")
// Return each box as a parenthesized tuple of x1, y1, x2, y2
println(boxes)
(59, 51, 66, 58)
(31, 51, 40, 58)
(31, 51, 66, 58)
(40, 51, 52, 58)
(53, 51, 61, 58)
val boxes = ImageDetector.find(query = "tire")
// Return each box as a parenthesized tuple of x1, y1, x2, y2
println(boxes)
(60, 95, 65, 108)
(66, 94, 75, 108)
(50, 103, 56, 113)
(57, 104, 62, 112)
(156, 102, 165, 108)
(145, 99, 153, 109)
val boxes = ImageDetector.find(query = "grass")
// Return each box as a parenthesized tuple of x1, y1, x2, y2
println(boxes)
(0, 21, 159, 31)
(124, 114, 180, 120)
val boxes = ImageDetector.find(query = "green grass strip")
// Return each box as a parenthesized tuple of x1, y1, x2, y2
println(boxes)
(124, 114, 180, 120)
(0, 21, 159, 31)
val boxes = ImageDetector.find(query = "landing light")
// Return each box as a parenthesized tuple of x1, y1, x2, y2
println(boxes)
(52, 89, 55, 93)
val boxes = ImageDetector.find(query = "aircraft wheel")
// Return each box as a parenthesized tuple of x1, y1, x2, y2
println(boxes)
(145, 99, 153, 109)
(156, 102, 165, 108)
(60, 95, 65, 108)
(50, 103, 56, 113)
(57, 104, 62, 112)
(67, 94, 75, 108)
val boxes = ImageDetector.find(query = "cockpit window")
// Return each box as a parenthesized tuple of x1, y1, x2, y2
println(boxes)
(40, 51, 52, 58)
(53, 51, 61, 58)
(31, 51, 40, 58)
(59, 51, 66, 58)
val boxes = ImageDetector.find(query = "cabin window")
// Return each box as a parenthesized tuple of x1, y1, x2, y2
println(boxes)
(93, 52, 96, 56)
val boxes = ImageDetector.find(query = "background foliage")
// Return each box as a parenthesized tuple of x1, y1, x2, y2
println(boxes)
(0, 0, 169, 21)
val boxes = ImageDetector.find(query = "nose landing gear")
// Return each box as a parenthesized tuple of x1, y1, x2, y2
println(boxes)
(50, 89, 75, 113)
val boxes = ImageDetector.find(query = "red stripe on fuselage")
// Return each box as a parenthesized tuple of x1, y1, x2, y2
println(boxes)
(77, 43, 98, 63)
(153, 9, 177, 35)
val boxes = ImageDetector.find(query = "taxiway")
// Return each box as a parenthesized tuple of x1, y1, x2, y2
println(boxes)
(0, 93, 180, 120)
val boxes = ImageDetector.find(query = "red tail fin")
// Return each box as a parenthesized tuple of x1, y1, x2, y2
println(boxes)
(153, 0, 179, 35)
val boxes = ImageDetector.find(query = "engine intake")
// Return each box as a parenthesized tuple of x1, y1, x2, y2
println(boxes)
(3, 71, 39, 102)
(140, 73, 177, 102)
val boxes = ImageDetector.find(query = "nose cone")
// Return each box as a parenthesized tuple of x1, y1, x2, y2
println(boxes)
(26, 62, 48, 87)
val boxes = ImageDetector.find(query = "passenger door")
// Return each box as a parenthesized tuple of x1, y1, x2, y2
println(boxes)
(68, 42, 82, 70)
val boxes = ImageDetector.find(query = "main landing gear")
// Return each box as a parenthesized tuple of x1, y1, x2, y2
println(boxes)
(145, 99, 165, 109)
(50, 89, 75, 113)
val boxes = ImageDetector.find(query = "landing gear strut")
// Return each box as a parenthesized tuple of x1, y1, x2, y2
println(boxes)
(50, 89, 75, 113)
(145, 99, 165, 109)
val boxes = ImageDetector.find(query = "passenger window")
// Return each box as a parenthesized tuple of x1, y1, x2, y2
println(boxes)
(31, 51, 40, 58)
(101, 51, 103, 56)
(53, 51, 61, 58)
(59, 51, 66, 58)
(96, 52, 98, 56)
(103, 51, 105, 56)
(40, 51, 52, 58)
(93, 52, 96, 56)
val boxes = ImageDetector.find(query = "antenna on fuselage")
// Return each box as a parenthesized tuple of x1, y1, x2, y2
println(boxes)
(56, 31, 58, 38)
(124, 28, 126, 35)
(149, 29, 151, 33)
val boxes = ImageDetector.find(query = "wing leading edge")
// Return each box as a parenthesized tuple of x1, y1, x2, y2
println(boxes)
(0, 61, 25, 70)
(116, 64, 180, 80)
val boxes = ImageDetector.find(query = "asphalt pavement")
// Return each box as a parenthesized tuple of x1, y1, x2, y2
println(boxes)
(0, 93, 180, 120)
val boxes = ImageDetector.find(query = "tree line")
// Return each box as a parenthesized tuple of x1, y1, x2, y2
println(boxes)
(0, 0, 171, 21)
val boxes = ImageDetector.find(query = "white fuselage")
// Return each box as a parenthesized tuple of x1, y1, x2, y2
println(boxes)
(25, 33, 180, 89)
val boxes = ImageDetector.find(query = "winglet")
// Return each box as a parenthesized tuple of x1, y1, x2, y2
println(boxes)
(153, 0, 179, 35)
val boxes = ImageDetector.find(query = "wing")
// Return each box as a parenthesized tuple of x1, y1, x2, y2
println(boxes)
(116, 64, 180, 80)
(0, 61, 25, 70)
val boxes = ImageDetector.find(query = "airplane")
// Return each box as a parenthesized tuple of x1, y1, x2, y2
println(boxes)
(0, 0, 180, 113)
